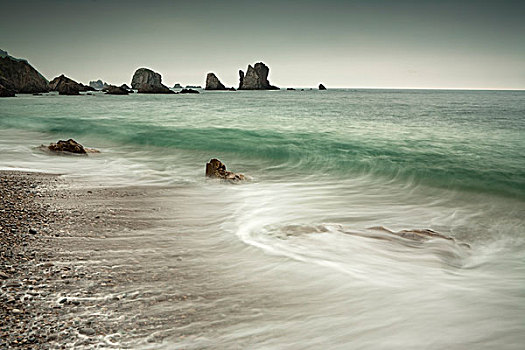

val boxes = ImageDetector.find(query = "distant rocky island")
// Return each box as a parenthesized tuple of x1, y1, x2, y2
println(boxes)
(131, 68, 174, 94)
(238, 62, 279, 90)
(0, 49, 328, 97)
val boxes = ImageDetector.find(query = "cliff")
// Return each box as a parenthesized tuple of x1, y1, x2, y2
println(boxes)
(0, 54, 49, 94)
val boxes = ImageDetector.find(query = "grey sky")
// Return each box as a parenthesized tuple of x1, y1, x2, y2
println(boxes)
(1, 0, 524, 89)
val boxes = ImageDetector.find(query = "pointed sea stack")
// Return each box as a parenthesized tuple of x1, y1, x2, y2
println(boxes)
(205, 73, 228, 90)
(319, 84, 327, 90)
(238, 62, 279, 90)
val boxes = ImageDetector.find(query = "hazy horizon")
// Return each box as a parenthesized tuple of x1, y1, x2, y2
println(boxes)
(1, 0, 524, 89)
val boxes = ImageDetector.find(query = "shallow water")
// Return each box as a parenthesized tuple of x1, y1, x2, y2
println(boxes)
(1, 89, 524, 348)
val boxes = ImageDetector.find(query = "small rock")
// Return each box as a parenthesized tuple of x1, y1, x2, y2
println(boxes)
(29, 228, 37, 235)
(78, 327, 96, 336)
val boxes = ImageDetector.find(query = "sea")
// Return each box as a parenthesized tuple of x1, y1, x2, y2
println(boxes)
(1, 89, 524, 349)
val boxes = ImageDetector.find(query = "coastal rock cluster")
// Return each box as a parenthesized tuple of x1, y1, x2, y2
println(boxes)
(0, 47, 327, 96)
(49, 75, 95, 95)
(89, 79, 108, 90)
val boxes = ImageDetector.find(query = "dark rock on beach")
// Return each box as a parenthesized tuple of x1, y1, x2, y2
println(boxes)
(45, 139, 99, 154)
(238, 62, 279, 90)
(0, 53, 49, 93)
(205, 158, 245, 182)
(205, 73, 227, 90)
(319, 83, 327, 90)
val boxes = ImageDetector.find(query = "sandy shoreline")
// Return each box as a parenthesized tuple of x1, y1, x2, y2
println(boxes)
(0, 170, 198, 349)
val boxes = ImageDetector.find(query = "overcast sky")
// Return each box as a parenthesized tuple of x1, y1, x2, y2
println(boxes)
(1, 0, 524, 89)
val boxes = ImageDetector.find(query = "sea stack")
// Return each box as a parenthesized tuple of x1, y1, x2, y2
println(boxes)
(0, 51, 49, 94)
(319, 84, 327, 90)
(131, 67, 174, 94)
(238, 62, 279, 90)
(205, 73, 227, 90)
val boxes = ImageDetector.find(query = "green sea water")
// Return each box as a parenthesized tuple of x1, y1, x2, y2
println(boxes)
(1, 89, 524, 198)
(1, 89, 524, 349)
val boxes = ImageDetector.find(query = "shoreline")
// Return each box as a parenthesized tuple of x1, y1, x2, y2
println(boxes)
(0, 170, 187, 348)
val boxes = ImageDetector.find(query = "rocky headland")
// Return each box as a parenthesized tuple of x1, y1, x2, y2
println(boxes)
(0, 51, 49, 95)
(238, 62, 279, 90)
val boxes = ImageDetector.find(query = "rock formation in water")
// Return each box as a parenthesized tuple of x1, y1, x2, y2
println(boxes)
(131, 67, 173, 94)
(106, 85, 129, 95)
(186, 85, 202, 89)
(368, 226, 470, 248)
(49, 75, 95, 95)
(319, 84, 327, 90)
(179, 88, 199, 94)
(205, 73, 227, 90)
(205, 158, 245, 182)
(131, 68, 162, 89)
(89, 79, 107, 90)
(45, 139, 99, 154)
(120, 84, 131, 90)
(238, 62, 279, 90)
(0, 52, 49, 94)
(173, 83, 182, 89)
